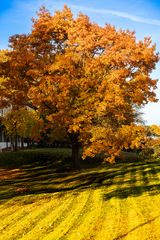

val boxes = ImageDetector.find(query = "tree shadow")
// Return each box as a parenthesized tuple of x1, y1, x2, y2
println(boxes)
(0, 157, 160, 203)
(103, 184, 160, 200)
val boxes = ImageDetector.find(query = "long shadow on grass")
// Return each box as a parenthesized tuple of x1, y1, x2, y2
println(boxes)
(0, 156, 160, 202)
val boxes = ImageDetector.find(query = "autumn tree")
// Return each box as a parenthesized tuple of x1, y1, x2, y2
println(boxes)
(0, 6, 159, 168)
(2, 108, 41, 151)
(0, 49, 10, 107)
(145, 125, 160, 148)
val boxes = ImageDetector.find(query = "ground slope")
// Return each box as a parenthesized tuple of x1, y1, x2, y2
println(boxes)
(0, 149, 160, 240)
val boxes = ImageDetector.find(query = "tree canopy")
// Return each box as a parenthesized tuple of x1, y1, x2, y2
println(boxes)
(0, 5, 159, 167)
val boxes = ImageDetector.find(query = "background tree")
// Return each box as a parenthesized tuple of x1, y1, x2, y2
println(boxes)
(2, 108, 41, 151)
(0, 49, 10, 107)
(0, 6, 159, 167)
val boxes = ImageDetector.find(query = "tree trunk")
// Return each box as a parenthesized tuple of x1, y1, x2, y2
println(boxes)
(71, 134, 81, 170)
(27, 138, 30, 148)
(14, 133, 18, 152)
(21, 137, 24, 149)
(10, 135, 14, 151)
(6, 138, 8, 148)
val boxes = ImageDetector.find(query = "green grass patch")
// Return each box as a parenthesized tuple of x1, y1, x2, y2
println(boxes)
(0, 148, 160, 239)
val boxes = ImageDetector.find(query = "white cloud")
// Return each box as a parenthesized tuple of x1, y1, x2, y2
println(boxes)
(68, 4, 160, 26)
(3, 0, 160, 27)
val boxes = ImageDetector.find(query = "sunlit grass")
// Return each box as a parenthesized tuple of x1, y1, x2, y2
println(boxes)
(0, 148, 160, 239)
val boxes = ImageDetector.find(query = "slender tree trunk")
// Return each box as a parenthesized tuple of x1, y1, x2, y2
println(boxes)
(10, 135, 14, 151)
(21, 137, 24, 149)
(27, 138, 30, 148)
(15, 133, 18, 152)
(70, 134, 81, 170)
(6, 138, 8, 148)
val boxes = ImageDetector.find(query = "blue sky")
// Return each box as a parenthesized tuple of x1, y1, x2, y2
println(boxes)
(0, 0, 160, 125)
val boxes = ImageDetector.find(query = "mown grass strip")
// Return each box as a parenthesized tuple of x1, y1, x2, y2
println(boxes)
(0, 202, 23, 219)
(93, 167, 133, 240)
(112, 170, 130, 239)
(61, 189, 103, 240)
(126, 195, 159, 240)
(0, 194, 71, 240)
(129, 167, 160, 240)
(94, 197, 121, 240)
(84, 173, 122, 240)
(0, 200, 39, 235)
(41, 191, 90, 240)
(15, 193, 77, 240)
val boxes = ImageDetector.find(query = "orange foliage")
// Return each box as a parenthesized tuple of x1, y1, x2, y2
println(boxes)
(0, 6, 159, 162)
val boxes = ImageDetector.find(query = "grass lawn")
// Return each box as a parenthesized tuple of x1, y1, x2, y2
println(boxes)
(0, 148, 160, 240)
